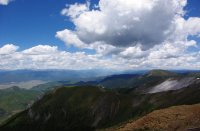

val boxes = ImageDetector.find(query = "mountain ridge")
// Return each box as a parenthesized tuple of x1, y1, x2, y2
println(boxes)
(1, 80, 200, 130)
(105, 103, 200, 131)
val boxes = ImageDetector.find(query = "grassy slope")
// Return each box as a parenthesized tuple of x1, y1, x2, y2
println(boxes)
(0, 80, 84, 124)
(1, 86, 133, 131)
(105, 104, 200, 131)
(0, 87, 40, 123)
(1, 81, 200, 131)
(0, 70, 199, 130)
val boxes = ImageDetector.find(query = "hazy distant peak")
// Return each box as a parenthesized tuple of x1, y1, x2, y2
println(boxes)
(146, 69, 177, 77)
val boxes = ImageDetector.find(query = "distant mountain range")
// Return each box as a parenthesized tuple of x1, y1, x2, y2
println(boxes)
(61, 69, 200, 92)
(1, 69, 198, 84)
(0, 70, 200, 130)
(0, 69, 117, 84)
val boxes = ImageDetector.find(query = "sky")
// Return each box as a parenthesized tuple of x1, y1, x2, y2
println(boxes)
(0, 0, 200, 70)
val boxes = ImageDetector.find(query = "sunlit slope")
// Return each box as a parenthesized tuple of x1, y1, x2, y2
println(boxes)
(0, 87, 40, 123)
(105, 104, 200, 131)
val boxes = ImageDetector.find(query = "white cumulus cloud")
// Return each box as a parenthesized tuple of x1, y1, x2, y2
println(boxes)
(0, 43, 200, 70)
(0, 44, 132, 70)
(1, 0, 200, 70)
(0, 0, 12, 5)
(57, 0, 187, 50)
(0, 44, 19, 55)
(53, 0, 200, 70)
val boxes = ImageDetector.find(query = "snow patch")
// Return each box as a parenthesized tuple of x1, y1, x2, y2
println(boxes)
(148, 77, 196, 93)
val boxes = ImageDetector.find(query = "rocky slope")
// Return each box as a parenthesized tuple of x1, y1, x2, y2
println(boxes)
(104, 104, 200, 131)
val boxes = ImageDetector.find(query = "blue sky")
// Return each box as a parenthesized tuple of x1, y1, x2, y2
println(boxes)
(0, 0, 199, 50)
(0, 0, 199, 51)
(0, 0, 99, 51)
(0, 0, 200, 70)
(184, 0, 200, 18)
